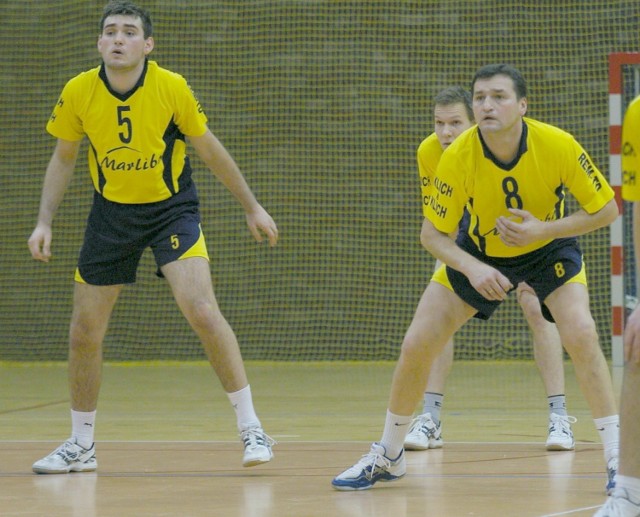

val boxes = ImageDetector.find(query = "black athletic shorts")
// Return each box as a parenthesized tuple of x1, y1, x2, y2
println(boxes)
(75, 185, 208, 285)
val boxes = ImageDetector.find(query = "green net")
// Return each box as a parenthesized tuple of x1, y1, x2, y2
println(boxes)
(1, 0, 638, 361)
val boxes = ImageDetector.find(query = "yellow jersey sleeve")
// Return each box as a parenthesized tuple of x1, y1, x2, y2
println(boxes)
(47, 68, 95, 142)
(622, 96, 640, 201)
(416, 133, 443, 218)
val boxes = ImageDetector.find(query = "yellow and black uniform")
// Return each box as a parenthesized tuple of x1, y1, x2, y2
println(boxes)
(417, 131, 472, 237)
(622, 95, 640, 202)
(417, 133, 443, 218)
(426, 118, 614, 320)
(47, 59, 210, 285)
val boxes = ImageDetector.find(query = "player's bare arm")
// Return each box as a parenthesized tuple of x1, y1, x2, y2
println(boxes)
(496, 200, 618, 247)
(188, 129, 279, 247)
(27, 138, 81, 262)
(420, 218, 512, 300)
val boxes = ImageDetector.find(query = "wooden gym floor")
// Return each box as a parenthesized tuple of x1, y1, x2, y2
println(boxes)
(0, 361, 622, 516)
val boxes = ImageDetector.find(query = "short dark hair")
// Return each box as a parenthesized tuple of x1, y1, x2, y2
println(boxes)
(471, 64, 527, 99)
(100, 1, 153, 38)
(434, 86, 474, 122)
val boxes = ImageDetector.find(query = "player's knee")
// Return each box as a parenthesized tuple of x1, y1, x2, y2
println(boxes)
(519, 300, 545, 326)
(401, 329, 448, 363)
(561, 318, 598, 354)
(186, 299, 221, 330)
(69, 321, 103, 351)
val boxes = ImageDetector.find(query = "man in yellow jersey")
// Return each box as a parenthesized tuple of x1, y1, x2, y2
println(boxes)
(405, 86, 575, 453)
(27, 1, 278, 474)
(594, 94, 640, 516)
(333, 64, 619, 492)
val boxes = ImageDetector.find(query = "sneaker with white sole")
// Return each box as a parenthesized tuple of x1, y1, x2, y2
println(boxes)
(607, 457, 619, 495)
(404, 413, 443, 450)
(593, 488, 640, 517)
(331, 442, 406, 491)
(32, 439, 97, 474)
(545, 413, 577, 451)
(240, 427, 275, 467)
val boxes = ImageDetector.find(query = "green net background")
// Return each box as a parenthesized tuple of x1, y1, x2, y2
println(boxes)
(1, 1, 638, 361)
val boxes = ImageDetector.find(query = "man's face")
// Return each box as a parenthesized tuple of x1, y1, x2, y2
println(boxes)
(434, 103, 474, 149)
(472, 74, 527, 135)
(98, 15, 153, 71)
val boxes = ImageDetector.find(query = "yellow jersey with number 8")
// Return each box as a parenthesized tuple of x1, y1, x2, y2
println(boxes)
(425, 117, 614, 257)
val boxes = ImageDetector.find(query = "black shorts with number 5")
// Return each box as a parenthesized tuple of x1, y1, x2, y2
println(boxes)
(75, 185, 208, 286)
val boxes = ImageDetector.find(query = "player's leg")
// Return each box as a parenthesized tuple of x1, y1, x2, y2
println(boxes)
(162, 257, 248, 391)
(405, 259, 453, 451)
(516, 282, 574, 451)
(404, 338, 451, 450)
(545, 281, 619, 492)
(619, 360, 640, 478)
(33, 281, 122, 474)
(68, 282, 122, 411)
(161, 256, 274, 466)
(595, 362, 640, 515)
(333, 282, 475, 490)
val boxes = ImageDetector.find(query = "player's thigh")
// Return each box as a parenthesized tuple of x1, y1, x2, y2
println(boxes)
(70, 282, 123, 338)
(543, 282, 595, 341)
(405, 281, 474, 346)
(161, 257, 219, 314)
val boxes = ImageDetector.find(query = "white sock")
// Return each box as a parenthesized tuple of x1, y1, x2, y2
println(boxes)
(547, 394, 568, 418)
(71, 409, 96, 449)
(423, 392, 443, 424)
(380, 410, 411, 459)
(615, 475, 640, 501)
(594, 415, 620, 463)
(227, 385, 260, 431)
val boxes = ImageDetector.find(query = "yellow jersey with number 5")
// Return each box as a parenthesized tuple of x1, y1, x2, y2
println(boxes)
(46, 59, 208, 204)
(622, 95, 640, 202)
(425, 117, 614, 258)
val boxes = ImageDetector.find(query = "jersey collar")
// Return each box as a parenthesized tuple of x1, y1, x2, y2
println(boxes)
(478, 120, 529, 171)
(99, 58, 149, 102)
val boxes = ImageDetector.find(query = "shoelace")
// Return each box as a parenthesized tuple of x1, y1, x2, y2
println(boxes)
(411, 416, 437, 437)
(549, 415, 577, 435)
(241, 429, 276, 450)
(54, 441, 85, 461)
(356, 450, 391, 480)
(609, 487, 640, 506)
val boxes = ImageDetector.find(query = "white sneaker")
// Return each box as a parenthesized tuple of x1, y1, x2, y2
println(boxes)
(607, 457, 619, 495)
(545, 413, 576, 451)
(32, 439, 97, 474)
(240, 427, 275, 467)
(404, 413, 443, 450)
(331, 442, 406, 491)
(593, 488, 640, 517)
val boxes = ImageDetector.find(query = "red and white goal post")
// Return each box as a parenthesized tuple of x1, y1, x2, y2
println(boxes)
(609, 52, 640, 366)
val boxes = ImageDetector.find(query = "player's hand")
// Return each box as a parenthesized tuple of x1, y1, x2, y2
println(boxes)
(467, 262, 513, 301)
(27, 223, 53, 262)
(245, 204, 279, 247)
(624, 305, 640, 364)
(496, 208, 543, 247)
